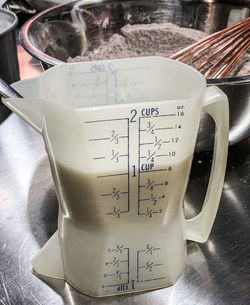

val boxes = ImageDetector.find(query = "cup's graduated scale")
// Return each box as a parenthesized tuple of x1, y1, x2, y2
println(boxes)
(64, 104, 192, 292)
(2, 57, 229, 297)
(83, 106, 185, 219)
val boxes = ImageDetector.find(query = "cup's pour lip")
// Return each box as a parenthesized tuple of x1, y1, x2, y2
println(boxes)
(35, 56, 207, 110)
(43, 97, 196, 113)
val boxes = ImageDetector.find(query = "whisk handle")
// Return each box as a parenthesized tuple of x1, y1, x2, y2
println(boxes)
(185, 86, 229, 243)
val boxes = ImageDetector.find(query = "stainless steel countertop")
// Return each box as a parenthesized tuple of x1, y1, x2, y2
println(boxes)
(0, 108, 250, 304)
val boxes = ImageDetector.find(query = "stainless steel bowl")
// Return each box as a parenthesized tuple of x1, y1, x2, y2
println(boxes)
(0, 8, 19, 123)
(19, 0, 250, 151)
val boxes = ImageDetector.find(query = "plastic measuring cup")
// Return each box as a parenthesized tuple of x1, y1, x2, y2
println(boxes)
(3, 57, 229, 297)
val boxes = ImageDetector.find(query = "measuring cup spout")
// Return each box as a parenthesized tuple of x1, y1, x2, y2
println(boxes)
(32, 231, 65, 280)
(1, 78, 43, 133)
(0, 78, 21, 99)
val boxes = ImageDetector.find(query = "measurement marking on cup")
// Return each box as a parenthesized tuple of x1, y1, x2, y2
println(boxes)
(116, 271, 127, 280)
(88, 137, 110, 142)
(139, 169, 169, 174)
(101, 193, 112, 197)
(89, 135, 128, 142)
(97, 173, 128, 178)
(155, 127, 174, 130)
(140, 183, 164, 188)
(145, 262, 154, 270)
(113, 209, 120, 216)
(147, 152, 156, 161)
(155, 154, 168, 158)
(146, 180, 155, 189)
(145, 246, 153, 254)
(137, 245, 166, 282)
(115, 245, 124, 252)
(93, 156, 106, 160)
(138, 114, 176, 120)
(112, 189, 120, 198)
(127, 117, 130, 214)
(101, 191, 128, 197)
(103, 246, 129, 288)
(140, 141, 170, 146)
(138, 117, 141, 215)
(87, 117, 130, 218)
(138, 113, 177, 217)
(154, 139, 162, 147)
(145, 209, 153, 217)
(152, 114, 176, 117)
(111, 133, 119, 142)
(140, 142, 154, 146)
(111, 152, 119, 161)
(138, 277, 166, 282)
(146, 124, 155, 133)
(85, 118, 128, 124)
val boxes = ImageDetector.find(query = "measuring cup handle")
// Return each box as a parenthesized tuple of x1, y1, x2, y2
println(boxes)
(185, 86, 229, 243)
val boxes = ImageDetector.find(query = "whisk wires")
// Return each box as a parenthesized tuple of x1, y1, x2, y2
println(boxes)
(170, 17, 250, 79)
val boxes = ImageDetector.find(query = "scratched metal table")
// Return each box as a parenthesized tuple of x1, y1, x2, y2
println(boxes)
(0, 107, 250, 304)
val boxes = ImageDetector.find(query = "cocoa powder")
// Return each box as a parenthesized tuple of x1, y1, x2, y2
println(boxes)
(68, 22, 250, 77)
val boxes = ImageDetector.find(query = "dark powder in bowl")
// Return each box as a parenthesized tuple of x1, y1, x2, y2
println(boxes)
(68, 22, 250, 77)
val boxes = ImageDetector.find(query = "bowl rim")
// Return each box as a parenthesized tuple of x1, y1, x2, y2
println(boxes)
(19, 0, 250, 85)
(19, 1, 65, 66)
(0, 8, 18, 37)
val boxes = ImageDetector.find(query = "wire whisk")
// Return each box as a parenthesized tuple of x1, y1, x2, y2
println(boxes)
(170, 17, 250, 79)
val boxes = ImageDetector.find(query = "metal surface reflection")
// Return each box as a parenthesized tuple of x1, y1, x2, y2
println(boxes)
(0, 110, 250, 303)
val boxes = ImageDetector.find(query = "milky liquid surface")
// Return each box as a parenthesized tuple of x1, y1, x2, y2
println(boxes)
(55, 155, 193, 225)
